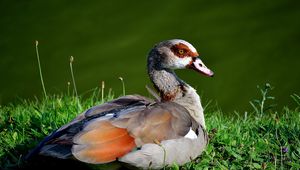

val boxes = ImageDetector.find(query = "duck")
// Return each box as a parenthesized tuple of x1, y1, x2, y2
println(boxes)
(26, 39, 214, 169)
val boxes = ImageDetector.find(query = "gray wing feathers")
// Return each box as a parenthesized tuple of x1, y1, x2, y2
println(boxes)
(39, 144, 73, 159)
(26, 95, 152, 159)
(112, 102, 193, 146)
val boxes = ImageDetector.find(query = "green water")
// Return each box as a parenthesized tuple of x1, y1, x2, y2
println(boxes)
(0, 0, 299, 112)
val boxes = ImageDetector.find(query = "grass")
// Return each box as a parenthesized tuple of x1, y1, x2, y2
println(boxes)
(0, 87, 299, 170)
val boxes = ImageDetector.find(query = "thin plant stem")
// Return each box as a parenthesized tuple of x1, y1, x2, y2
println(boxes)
(119, 77, 125, 96)
(67, 82, 70, 96)
(280, 146, 283, 169)
(101, 81, 105, 102)
(35, 40, 47, 99)
(69, 56, 78, 98)
(274, 154, 277, 169)
(69, 56, 82, 111)
(108, 88, 112, 98)
(260, 89, 266, 116)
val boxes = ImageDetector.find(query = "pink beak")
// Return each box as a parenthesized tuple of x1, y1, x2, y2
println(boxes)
(188, 58, 214, 77)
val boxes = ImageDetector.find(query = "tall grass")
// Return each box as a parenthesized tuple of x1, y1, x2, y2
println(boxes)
(0, 89, 299, 169)
(118, 77, 126, 96)
(35, 41, 47, 99)
(69, 56, 77, 98)
(249, 83, 276, 117)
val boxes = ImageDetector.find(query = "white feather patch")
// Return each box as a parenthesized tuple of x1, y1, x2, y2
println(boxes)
(184, 128, 197, 139)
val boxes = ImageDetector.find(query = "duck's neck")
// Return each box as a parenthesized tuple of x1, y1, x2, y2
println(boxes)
(147, 59, 206, 128)
(148, 68, 186, 101)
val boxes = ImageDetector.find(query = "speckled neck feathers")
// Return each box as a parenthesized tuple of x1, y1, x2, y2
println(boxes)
(147, 49, 187, 101)
(147, 47, 206, 128)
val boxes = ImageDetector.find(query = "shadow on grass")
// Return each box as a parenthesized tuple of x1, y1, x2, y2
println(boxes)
(19, 156, 134, 170)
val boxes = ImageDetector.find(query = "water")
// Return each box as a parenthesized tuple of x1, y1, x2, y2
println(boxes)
(0, 0, 299, 112)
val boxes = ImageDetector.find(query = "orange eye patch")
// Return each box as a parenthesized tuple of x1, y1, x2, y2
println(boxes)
(171, 43, 199, 58)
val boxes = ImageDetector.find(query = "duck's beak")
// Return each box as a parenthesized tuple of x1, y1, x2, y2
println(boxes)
(187, 57, 214, 77)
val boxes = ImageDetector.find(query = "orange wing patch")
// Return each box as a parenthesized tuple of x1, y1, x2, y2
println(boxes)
(72, 121, 136, 164)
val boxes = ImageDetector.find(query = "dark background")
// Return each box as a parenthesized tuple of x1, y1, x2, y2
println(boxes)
(0, 0, 299, 112)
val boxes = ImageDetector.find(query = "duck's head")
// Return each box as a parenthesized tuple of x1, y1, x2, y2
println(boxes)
(148, 39, 214, 77)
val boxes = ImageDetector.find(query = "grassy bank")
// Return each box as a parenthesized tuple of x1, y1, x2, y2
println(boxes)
(0, 89, 299, 169)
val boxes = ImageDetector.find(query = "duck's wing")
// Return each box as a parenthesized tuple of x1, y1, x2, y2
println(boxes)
(71, 101, 195, 164)
(25, 95, 152, 160)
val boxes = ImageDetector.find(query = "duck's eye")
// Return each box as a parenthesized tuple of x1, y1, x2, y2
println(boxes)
(178, 49, 184, 54)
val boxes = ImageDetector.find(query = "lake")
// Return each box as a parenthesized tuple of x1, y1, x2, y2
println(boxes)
(0, 0, 299, 112)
